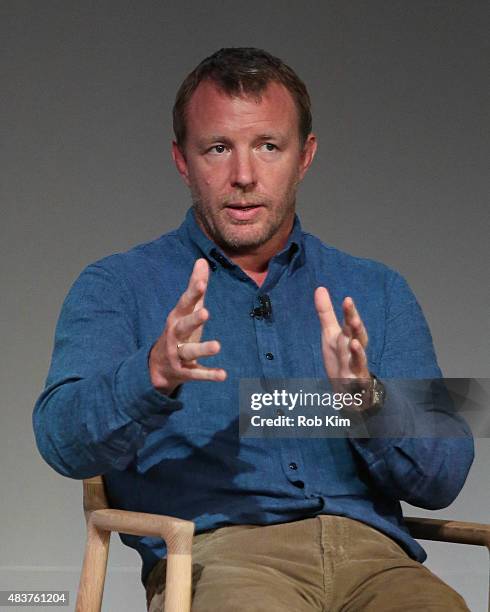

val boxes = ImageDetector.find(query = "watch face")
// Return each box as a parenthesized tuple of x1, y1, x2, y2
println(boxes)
(376, 388, 386, 407)
(369, 374, 386, 410)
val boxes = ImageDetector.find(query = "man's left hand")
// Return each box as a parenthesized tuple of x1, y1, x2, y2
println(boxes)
(314, 287, 371, 393)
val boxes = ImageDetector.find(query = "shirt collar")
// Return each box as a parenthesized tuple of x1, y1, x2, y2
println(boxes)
(177, 207, 304, 273)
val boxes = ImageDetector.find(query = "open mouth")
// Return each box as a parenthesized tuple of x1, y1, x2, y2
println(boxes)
(224, 204, 264, 220)
(225, 204, 263, 209)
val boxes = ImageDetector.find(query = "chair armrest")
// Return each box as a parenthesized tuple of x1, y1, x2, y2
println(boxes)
(405, 516, 490, 547)
(77, 509, 194, 612)
(89, 508, 194, 555)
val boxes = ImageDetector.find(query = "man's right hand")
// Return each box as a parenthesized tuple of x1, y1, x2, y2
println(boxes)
(149, 258, 227, 395)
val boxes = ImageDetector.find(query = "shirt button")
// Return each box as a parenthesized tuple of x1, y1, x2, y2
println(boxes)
(265, 352, 274, 360)
(289, 462, 298, 470)
(276, 409, 284, 416)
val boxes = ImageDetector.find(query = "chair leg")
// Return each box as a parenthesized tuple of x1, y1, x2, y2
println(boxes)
(76, 522, 111, 612)
(487, 546, 489, 612)
(163, 553, 192, 612)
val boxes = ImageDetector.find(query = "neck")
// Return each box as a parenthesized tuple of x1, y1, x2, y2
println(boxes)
(222, 219, 294, 286)
(193, 211, 295, 287)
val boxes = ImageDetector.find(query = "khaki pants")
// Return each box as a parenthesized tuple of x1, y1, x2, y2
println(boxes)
(146, 515, 468, 611)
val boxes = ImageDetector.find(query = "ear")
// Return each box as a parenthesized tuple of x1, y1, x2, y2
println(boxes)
(298, 133, 317, 181)
(172, 141, 191, 187)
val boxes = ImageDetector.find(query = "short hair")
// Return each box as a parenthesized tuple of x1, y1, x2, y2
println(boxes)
(173, 47, 312, 147)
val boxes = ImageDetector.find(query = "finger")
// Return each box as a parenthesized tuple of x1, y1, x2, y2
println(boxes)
(314, 287, 341, 336)
(349, 338, 369, 376)
(174, 307, 209, 340)
(175, 259, 210, 315)
(180, 364, 228, 382)
(343, 297, 368, 348)
(176, 340, 221, 362)
(336, 332, 352, 377)
(192, 258, 210, 311)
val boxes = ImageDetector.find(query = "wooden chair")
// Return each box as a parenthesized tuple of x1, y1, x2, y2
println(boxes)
(76, 475, 490, 612)
(75, 476, 194, 612)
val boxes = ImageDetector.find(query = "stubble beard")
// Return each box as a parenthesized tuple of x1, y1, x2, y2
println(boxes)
(191, 186, 299, 254)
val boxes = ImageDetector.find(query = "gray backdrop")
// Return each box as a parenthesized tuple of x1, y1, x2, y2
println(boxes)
(2, 1, 489, 610)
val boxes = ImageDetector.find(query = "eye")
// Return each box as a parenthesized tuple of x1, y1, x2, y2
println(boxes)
(208, 144, 227, 154)
(260, 143, 278, 152)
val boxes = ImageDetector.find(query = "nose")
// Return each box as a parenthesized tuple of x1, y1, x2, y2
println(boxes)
(230, 149, 256, 191)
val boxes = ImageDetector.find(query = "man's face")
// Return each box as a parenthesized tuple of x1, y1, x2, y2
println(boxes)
(172, 80, 316, 254)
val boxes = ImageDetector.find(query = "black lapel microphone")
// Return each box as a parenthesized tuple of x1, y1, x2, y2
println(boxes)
(250, 294, 273, 320)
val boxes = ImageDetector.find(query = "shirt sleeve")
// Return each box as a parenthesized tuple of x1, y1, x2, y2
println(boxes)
(349, 271, 474, 509)
(32, 263, 183, 479)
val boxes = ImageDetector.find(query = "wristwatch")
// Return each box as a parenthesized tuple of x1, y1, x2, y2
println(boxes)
(367, 372, 386, 412)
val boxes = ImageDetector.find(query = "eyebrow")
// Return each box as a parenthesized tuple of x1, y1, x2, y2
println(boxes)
(197, 135, 233, 146)
(254, 133, 283, 141)
(197, 133, 285, 147)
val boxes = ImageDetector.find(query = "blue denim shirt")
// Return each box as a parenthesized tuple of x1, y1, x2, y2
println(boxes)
(33, 208, 474, 585)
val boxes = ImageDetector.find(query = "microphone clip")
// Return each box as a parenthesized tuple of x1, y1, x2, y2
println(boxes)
(250, 294, 273, 320)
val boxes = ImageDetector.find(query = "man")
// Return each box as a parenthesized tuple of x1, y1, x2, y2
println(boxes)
(33, 48, 473, 611)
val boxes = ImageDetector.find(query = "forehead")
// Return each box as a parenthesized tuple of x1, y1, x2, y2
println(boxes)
(185, 80, 299, 140)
